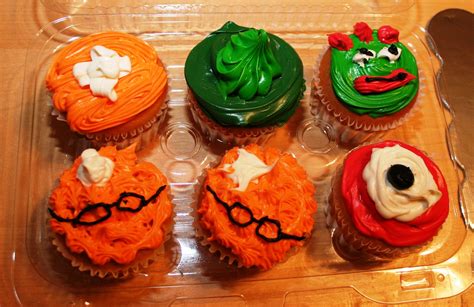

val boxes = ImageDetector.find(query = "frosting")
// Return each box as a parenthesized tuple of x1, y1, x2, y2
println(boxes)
(377, 44, 402, 63)
(198, 144, 317, 269)
(73, 45, 132, 101)
(214, 28, 282, 100)
(222, 148, 275, 191)
(46, 32, 168, 134)
(185, 21, 305, 127)
(49, 145, 173, 265)
(352, 48, 376, 67)
(329, 23, 419, 118)
(341, 140, 449, 247)
(76, 148, 115, 187)
(362, 145, 442, 222)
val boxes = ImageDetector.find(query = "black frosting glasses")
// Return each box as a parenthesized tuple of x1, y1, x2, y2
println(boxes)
(49, 185, 167, 226)
(205, 185, 306, 243)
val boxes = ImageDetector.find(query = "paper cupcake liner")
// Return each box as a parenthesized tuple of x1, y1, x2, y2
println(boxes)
(187, 91, 276, 146)
(310, 47, 426, 146)
(85, 100, 169, 150)
(191, 148, 312, 270)
(48, 187, 176, 279)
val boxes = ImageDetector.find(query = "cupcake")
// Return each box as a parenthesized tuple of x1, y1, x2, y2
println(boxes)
(46, 32, 169, 150)
(48, 144, 173, 277)
(185, 21, 305, 145)
(312, 22, 419, 145)
(328, 140, 449, 260)
(196, 144, 317, 269)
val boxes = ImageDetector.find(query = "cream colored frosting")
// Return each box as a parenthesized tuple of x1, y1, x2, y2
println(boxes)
(352, 49, 376, 67)
(76, 148, 115, 187)
(222, 148, 274, 192)
(72, 45, 131, 101)
(377, 46, 402, 63)
(362, 145, 442, 222)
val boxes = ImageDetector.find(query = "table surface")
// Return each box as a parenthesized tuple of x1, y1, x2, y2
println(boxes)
(0, 0, 472, 305)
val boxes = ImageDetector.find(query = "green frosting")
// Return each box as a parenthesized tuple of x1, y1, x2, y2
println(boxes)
(330, 30, 419, 118)
(185, 21, 305, 127)
(214, 28, 282, 100)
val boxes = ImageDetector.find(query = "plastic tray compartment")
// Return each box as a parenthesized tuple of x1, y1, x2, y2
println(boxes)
(10, 9, 472, 306)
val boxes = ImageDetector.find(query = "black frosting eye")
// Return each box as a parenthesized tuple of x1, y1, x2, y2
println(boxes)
(359, 48, 374, 57)
(388, 44, 398, 55)
(387, 164, 414, 190)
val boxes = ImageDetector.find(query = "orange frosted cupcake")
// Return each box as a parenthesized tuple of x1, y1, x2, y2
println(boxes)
(196, 144, 317, 269)
(46, 32, 168, 149)
(48, 144, 173, 278)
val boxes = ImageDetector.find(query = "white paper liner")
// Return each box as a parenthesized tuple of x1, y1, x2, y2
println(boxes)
(191, 146, 314, 270)
(187, 91, 276, 146)
(310, 47, 426, 146)
(48, 180, 176, 279)
(326, 140, 445, 261)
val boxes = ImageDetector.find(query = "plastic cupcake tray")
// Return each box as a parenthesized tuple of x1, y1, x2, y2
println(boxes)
(7, 1, 472, 305)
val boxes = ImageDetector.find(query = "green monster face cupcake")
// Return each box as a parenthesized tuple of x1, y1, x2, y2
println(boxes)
(185, 21, 305, 144)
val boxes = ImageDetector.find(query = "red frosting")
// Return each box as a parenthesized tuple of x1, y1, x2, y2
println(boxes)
(328, 33, 353, 51)
(353, 22, 373, 43)
(341, 140, 449, 247)
(378, 25, 399, 44)
(354, 68, 416, 94)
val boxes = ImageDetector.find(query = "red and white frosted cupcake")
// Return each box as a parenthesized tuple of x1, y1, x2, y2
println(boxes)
(328, 140, 449, 259)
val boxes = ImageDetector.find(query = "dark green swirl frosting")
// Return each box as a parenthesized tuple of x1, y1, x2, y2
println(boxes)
(185, 21, 305, 127)
(214, 28, 282, 100)
(331, 30, 419, 118)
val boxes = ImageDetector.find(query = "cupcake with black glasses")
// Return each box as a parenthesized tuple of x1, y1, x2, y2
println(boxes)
(48, 144, 173, 278)
(195, 144, 317, 269)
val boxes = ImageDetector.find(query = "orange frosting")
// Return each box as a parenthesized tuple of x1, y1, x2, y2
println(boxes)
(46, 32, 168, 134)
(198, 144, 317, 269)
(49, 144, 173, 265)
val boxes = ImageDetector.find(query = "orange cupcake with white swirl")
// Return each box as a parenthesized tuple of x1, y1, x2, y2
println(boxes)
(196, 144, 317, 269)
(46, 32, 168, 149)
(48, 144, 173, 278)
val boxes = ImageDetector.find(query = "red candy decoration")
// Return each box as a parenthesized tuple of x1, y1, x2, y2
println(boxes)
(378, 25, 399, 44)
(353, 22, 373, 42)
(328, 33, 353, 51)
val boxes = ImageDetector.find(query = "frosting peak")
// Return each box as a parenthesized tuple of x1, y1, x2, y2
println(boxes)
(214, 28, 282, 100)
(76, 148, 115, 187)
(222, 148, 275, 191)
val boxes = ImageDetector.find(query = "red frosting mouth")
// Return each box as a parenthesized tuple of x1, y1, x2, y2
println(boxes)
(354, 68, 416, 94)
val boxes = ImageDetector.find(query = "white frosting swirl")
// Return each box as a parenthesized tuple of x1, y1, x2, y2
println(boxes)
(76, 149, 115, 187)
(362, 145, 442, 222)
(222, 148, 274, 192)
(73, 45, 131, 101)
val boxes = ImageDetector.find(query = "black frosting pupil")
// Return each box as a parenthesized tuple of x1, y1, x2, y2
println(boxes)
(388, 44, 399, 55)
(359, 48, 374, 56)
(387, 164, 414, 190)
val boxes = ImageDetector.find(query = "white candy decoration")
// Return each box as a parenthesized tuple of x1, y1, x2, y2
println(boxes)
(73, 45, 131, 101)
(352, 48, 376, 67)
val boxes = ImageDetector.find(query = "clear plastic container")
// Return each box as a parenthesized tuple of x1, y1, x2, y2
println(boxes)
(8, 2, 472, 305)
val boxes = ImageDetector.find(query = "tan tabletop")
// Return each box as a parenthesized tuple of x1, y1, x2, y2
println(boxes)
(1, 0, 473, 305)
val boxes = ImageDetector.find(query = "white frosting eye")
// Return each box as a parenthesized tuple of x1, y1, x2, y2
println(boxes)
(377, 44, 402, 63)
(362, 145, 441, 222)
(352, 48, 376, 67)
(221, 148, 275, 192)
(76, 149, 115, 187)
(72, 45, 132, 102)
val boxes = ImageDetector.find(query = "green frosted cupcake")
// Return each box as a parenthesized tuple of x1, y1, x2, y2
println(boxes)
(185, 21, 305, 144)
